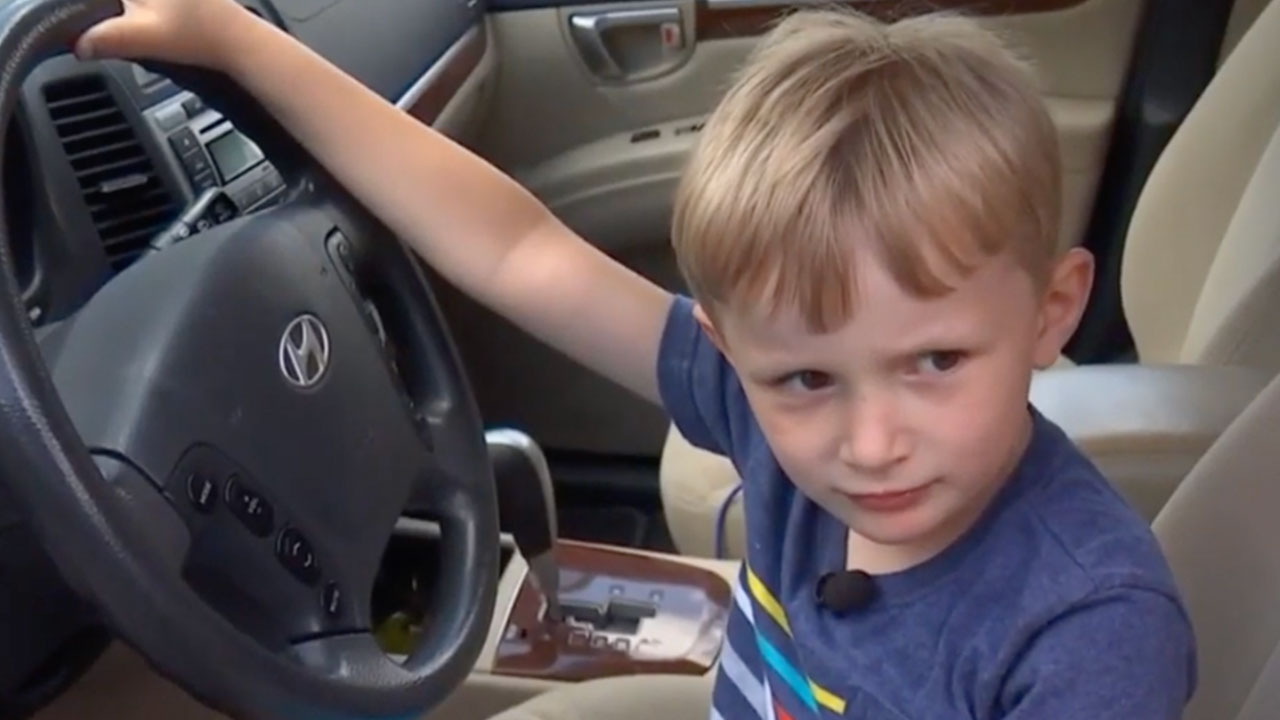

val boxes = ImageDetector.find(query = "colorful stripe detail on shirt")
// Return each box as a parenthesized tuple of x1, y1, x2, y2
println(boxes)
(745, 565, 848, 715)
(720, 637, 768, 718)
(810, 682, 847, 714)
(747, 566, 793, 634)
(757, 631, 820, 713)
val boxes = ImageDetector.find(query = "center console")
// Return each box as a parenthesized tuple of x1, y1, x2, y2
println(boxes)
(464, 430, 733, 685)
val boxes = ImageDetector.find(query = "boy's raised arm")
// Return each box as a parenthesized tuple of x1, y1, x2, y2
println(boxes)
(76, 0, 673, 404)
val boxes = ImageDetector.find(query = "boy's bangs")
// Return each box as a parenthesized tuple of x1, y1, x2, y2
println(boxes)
(677, 130, 1016, 334)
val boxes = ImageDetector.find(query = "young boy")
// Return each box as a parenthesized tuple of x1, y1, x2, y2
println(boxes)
(76, 3, 1196, 717)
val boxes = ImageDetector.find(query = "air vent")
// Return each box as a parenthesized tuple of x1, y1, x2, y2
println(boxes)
(44, 74, 177, 270)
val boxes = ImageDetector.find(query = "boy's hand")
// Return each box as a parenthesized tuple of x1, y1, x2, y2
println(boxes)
(73, 0, 252, 70)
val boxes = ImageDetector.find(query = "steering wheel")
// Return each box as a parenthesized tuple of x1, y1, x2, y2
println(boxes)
(0, 0, 500, 717)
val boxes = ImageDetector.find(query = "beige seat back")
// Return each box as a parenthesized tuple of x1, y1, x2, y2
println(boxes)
(1155, 366, 1280, 720)
(1121, 0, 1280, 367)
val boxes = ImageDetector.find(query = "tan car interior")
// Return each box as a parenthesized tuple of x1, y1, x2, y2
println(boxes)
(662, 0, 1280, 560)
(23, 0, 1280, 719)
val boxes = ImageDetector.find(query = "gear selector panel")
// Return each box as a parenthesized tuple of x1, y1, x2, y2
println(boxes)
(494, 541, 731, 681)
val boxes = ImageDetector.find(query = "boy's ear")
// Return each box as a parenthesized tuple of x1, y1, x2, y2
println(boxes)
(1033, 247, 1094, 370)
(693, 302, 729, 354)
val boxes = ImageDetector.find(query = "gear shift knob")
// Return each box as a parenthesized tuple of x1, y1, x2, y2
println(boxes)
(486, 428, 561, 623)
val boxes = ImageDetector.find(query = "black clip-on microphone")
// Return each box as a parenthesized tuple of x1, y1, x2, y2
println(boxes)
(815, 569, 878, 614)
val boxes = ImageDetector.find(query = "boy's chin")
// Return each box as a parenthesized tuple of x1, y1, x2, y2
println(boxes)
(842, 501, 972, 557)
(846, 512, 945, 548)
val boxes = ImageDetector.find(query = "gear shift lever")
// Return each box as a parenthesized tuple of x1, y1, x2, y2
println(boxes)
(486, 429, 561, 623)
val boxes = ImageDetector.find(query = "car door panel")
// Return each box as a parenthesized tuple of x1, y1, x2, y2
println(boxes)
(409, 23, 499, 148)
(445, 0, 1144, 457)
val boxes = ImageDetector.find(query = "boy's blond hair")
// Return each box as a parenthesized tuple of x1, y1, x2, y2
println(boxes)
(672, 9, 1061, 331)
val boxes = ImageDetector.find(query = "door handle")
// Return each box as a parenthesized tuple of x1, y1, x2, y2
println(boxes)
(569, 6, 684, 81)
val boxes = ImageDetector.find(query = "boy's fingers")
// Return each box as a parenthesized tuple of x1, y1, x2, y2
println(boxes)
(74, 7, 150, 61)
(74, 19, 123, 59)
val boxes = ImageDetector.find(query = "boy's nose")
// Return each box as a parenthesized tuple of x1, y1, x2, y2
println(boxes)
(838, 393, 909, 474)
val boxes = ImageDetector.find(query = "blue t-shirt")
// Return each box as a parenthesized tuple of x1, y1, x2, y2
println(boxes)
(656, 295, 1197, 720)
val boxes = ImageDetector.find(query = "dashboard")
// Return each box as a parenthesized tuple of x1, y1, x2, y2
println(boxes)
(0, 0, 487, 714)
(7, 0, 481, 326)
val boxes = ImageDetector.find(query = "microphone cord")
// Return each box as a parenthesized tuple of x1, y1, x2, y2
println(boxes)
(714, 481, 745, 559)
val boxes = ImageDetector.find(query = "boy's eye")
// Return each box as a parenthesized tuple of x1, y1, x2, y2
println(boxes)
(779, 370, 833, 391)
(914, 351, 964, 375)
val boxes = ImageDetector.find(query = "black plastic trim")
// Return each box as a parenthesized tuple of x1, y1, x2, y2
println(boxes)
(1065, 0, 1237, 363)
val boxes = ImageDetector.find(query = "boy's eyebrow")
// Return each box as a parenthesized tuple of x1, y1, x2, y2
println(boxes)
(871, 317, 990, 357)
(741, 367, 793, 383)
(733, 344, 834, 377)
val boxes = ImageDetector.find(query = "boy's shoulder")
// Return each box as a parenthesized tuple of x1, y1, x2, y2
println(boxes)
(916, 413, 1188, 644)
(945, 426, 1198, 716)
(1006, 419, 1181, 603)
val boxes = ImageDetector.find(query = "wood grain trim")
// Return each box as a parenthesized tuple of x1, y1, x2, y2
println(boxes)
(697, 0, 1092, 40)
(491, 541, 732, 682)
(405, 25, 488, 126)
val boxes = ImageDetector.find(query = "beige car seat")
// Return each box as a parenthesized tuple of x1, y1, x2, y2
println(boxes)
(662, 0, 1280, 559)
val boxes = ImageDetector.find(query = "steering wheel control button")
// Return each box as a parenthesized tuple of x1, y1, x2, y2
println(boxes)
(224, 475, 274, 537)
(277, 528, 320, 585)
(325, 230, 370, 302)
(333, 235, 353, 267)
(186, 473, 217, 513)
(326, 229, 359, 277)
(322, 582, 342, 617)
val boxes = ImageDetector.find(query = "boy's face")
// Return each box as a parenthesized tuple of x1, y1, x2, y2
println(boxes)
(699, 247, 1092, 565)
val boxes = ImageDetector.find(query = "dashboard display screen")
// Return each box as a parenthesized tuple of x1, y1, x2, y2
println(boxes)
(207, 130, 264, 183)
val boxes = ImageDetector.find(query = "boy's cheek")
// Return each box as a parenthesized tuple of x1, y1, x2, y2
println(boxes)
(756, 410, 840, 484)
(762, 420, 828, 474)
(929, 371, 1029, 458)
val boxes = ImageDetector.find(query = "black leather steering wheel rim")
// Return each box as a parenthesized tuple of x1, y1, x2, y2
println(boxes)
(0, 0, 500, 717)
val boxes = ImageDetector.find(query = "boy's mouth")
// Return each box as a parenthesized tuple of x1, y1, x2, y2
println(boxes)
(842, 481, 936, 513)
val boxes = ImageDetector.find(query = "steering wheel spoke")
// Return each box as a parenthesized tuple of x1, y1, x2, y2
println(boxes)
(92, 453, 192, 581)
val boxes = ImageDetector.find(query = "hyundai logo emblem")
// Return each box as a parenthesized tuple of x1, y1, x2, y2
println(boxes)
(279, 314, 331, 388)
